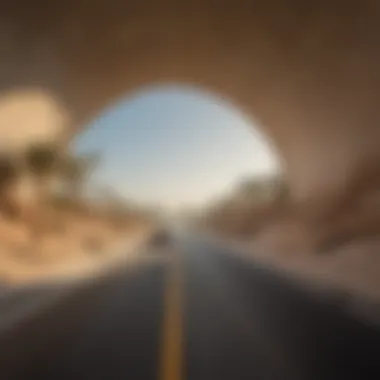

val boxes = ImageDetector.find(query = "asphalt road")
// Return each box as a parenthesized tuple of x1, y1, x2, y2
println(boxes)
(1, 233, 380, 379)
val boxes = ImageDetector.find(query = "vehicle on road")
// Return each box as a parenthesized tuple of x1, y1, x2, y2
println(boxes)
(147, 228, 171, 248)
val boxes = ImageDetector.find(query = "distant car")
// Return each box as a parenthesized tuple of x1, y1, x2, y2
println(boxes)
(148, 229, 170, 248)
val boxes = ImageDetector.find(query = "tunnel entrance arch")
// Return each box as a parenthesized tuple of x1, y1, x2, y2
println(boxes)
(0, 1, 379, 254)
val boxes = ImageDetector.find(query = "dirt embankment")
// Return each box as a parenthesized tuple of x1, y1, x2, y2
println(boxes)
(0, 204, 153, 285)
(201, 176, 380, 303)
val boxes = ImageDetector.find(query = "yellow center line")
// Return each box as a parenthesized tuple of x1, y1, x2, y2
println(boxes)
(159, 253, 184, 380)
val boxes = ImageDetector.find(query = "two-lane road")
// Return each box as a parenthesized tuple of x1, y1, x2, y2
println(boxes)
(1, 233, 380, 379)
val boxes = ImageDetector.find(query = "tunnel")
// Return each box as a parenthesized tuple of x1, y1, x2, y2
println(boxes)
(1, 0, 380, 249)
(2, 3, 380, 379)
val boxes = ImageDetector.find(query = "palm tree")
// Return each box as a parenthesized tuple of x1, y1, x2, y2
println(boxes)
(24, 142, 60, 205)
(0, 154, 18, 217)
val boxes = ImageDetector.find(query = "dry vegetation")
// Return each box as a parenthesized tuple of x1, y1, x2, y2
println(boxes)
(0, 143, 153, 285)
(201, 175, 289, 239)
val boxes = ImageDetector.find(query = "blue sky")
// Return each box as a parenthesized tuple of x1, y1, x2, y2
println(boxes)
(73, 85, 279, 210)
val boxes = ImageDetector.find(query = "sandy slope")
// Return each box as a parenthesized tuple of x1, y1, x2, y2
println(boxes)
(0, 215, 152, 285)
